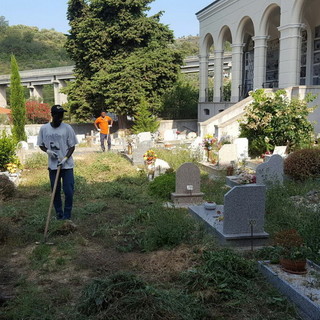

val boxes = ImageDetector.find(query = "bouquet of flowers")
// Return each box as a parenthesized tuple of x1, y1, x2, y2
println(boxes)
(143, 149, 157, 165)
(237, 172, 256, 184)
(202, 134, 219, 151)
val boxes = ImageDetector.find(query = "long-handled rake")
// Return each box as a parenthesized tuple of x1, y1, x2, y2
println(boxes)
(43, 165, 62, 243)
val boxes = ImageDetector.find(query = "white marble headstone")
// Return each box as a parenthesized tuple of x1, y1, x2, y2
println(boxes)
(163, 129, 177, 141)
(137, 132, 152, 143)
(234, 138, 248, 161)
(273, 146, 287, 157)
(218, 144, 238, 165)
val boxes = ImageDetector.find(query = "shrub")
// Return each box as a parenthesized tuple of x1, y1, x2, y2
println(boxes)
(284, 148, 320, 181)
(26, 100, 51, 124)
(78, 272, 208, 319)
(240, 89, 315, 157)
(0, 131, 17, 171)
(149, 172, 175, 200)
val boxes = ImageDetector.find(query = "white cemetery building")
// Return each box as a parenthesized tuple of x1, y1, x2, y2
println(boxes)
(197, 0, 320, 138)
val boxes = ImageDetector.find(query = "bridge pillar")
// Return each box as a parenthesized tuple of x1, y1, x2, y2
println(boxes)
(0, 85, 7, 107)
(53, 80, 68, 105)
(28, 85, 43, 101)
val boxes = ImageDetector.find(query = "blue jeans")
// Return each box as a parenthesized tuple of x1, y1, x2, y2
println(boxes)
(49, 169, 74, 220)
(100, 133, 111, 151)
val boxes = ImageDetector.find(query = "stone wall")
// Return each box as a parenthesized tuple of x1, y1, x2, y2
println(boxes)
(0, 119, 198, 137)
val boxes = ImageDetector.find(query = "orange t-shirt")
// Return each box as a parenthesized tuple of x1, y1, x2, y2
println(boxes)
(95, 116, 112, 134)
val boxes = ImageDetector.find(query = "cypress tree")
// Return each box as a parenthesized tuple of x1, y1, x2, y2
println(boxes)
(132, 99, 159, 134)
(10, 55, 26, 141)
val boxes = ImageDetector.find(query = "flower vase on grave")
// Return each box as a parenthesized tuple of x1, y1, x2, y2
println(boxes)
(206, 149, 211, 162)
(209, 151, 218, 164)
(127, 144, 133, 155)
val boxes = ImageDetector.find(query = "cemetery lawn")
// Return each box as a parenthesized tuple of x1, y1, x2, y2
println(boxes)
(0, 152, 301, 319)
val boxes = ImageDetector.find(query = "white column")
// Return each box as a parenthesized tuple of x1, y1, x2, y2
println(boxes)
(278, 24, 303, 88)
(213, 50, 224, 102)
(53, 80, 68, 105)
(231, 44, 244, 102)
(0, 85, 7, 107)
(252, 36, 268, 89)
(199, 54, 209, 102)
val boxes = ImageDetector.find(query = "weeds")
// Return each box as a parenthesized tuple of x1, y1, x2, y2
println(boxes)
(78, 272, 210, 320)
(149, 172, 175, 200)
(154, 147, 200, 170)
(24, 152, 47, 169)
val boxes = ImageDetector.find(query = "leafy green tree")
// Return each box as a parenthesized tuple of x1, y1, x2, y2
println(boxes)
(10, 55, 27, 141)
(132, 99, 159, 133)
(65, 0, 182, 126)
(160, 76, 198, 119)
(239, 89, 316, 156)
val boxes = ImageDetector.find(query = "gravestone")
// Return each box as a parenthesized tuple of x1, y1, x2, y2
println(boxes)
(137, 132, 152, 143)
(256, 154, 284, 186)
(187, 132, 197, 139)
(189, 136, 202, 151)
(163, 129, 177, 141)
(171, 162, 204, 205)
(234, 138, 248, 161)
(218, 144, 237, 165)
(223, 185, 266, 235)
(27, 135, 38, 149)
(265, 146, 287, 161)
(132, 140, 153, 165)
(273, 146, 287, 157)
(76, 134, 85, 144)
(189, 184, 269, 246)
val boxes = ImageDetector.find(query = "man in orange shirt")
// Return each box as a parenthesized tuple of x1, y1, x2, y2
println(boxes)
(94, 111, 113, 152)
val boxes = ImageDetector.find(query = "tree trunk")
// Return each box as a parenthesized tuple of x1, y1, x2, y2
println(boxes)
(117, 114, 128, 130)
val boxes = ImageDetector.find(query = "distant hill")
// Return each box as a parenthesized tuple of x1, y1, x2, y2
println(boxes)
(173, 36, 200, 58)
(0, 18, 207, 74)
(0, 18, 73, 74)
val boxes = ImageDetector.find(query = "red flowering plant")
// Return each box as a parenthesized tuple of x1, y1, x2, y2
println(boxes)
(274, 229, 310, 261)
(26, 101, 51, 124)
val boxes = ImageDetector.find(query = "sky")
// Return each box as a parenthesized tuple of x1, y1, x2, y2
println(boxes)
(1, 0, 213, 38)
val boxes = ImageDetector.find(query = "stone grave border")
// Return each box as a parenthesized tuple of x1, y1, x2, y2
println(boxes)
(258, 260, 320, 320)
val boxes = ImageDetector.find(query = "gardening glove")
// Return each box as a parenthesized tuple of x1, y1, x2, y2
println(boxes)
(57, 157, 68, 167)
(46, 150, 58, 159)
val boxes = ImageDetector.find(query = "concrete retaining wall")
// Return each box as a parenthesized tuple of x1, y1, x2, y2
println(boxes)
(0, 119, 198, 137)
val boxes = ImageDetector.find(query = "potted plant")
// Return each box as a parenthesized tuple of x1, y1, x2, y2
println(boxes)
(274, 229, 310, 274)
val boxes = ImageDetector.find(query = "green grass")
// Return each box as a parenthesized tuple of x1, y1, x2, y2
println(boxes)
(0, 151, 304, 319)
